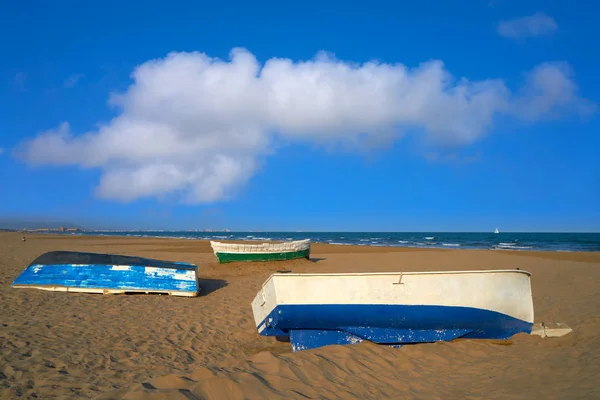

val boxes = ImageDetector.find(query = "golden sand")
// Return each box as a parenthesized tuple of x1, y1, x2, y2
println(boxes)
(1, 233, 599, 399)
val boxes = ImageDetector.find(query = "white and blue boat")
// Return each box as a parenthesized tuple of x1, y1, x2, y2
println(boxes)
(251, 270, 534, 351)
(11, 251, 199, 297)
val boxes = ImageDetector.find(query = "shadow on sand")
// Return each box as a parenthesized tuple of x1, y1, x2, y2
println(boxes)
(309, 257, 326, 263)
(198, 278, 228, 296)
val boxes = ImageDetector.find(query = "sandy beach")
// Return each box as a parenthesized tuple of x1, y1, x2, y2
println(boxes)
(1, 232, 599, 399)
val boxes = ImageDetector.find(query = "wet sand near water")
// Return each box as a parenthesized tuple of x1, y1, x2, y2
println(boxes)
(1, 233, 599, 399)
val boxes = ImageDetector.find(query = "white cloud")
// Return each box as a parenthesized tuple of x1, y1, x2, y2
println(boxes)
(512, 62, 595, 120)
(64, 74, 84, 88)
(20, 48, 593, 203)
(498, 12, 558, 40)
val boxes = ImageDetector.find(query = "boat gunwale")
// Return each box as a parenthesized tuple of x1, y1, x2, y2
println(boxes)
(266, 269, 531, 278)
(10, 283, 198, 296)
(259, 269, 531, 289)
(271, 269, 531, 276)
(210, 239, 310, 246)
(214, 250, 308, 255)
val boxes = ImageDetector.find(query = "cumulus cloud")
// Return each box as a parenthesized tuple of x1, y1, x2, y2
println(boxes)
(498, 12, 558, 40)
(19, 48, 593, 203)
(512, 62, 596, 120)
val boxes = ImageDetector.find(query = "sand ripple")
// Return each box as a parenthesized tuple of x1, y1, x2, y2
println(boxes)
(1, 233, 599, 399)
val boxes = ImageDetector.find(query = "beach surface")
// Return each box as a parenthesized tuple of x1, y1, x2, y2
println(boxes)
(1, 232, 599, 399)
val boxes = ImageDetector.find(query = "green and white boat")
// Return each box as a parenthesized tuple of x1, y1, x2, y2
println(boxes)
(210, 239, 311, 263)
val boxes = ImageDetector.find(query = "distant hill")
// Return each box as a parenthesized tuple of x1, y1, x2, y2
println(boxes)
(0, 218, 85, 231)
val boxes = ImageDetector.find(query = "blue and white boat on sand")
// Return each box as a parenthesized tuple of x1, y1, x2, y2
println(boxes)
(11, 251, 199, 297)
(251, 270, 534, 351)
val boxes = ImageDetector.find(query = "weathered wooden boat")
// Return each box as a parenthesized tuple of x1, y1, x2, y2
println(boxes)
(11, 251, 199, 297)
(251, 270, 534, 351)
(210, 239, 310, 263)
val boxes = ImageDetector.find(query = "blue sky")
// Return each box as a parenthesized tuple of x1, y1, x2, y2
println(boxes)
(1, 0, 598, 231)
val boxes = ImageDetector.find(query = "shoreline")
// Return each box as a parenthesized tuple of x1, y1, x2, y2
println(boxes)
(16, 232, 600, 263)
(19, 231, 600, 253)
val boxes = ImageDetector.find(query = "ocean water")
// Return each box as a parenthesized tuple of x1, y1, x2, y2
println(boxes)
(73, 231, 600, 252)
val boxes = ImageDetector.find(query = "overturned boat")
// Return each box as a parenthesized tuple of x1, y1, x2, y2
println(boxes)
(11, 251, 199, 297)
(251, 270, 534, 351)
(210, 239, 310, 263)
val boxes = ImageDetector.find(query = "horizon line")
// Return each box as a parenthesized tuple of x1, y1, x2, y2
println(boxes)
(27, 229, 600, 234)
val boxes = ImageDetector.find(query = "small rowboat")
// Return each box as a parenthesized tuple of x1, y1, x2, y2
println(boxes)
(11, 251, 199, 297)
(251, 269, 534, 351)
(210, 239, 311, 263)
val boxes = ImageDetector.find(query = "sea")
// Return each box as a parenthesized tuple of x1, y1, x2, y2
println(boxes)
(72, 231, 600, 252)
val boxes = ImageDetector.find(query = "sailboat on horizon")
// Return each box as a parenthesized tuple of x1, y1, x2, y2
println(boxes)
(494, 228, 500, 234)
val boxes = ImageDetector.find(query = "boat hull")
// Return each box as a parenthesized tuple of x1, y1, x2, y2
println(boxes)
(210, 239, 311, 264)
(215, 248, 310, 263)
(251, 270, 534, 351)
(11, 251, 199, 297)
(260, 304, 533, 351)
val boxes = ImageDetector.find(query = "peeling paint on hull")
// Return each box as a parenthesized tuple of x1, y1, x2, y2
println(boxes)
(257, 304, 533, 351)
(210, 239, 311, 264)
(11, 251, 199, 297)
(251, 270, 535, 351)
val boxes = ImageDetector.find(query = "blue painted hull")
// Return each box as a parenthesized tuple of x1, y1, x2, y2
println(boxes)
(11, 251, 199, 296)
(258, 304, 533, 351)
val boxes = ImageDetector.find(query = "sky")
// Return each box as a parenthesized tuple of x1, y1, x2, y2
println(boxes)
(1, 0, 599, 232)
